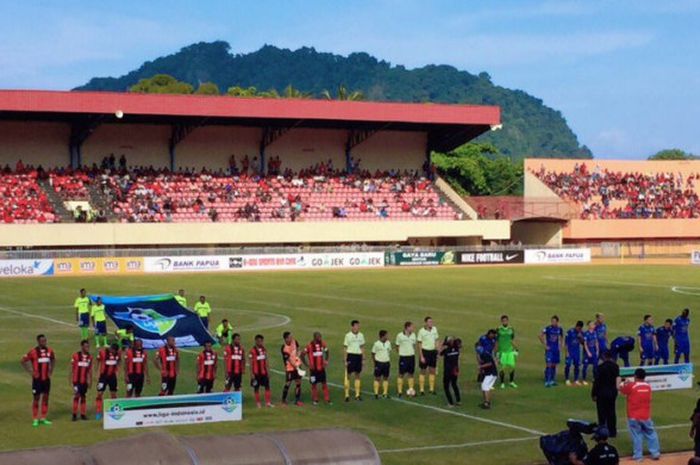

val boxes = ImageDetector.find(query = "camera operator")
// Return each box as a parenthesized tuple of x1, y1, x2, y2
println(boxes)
(584, 427, 619, 465)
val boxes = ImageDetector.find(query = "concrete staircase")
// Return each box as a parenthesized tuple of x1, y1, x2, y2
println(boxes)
(87, 183, 117, 221)
(38, 179, 74, 222)
(433, 177, 479, 220)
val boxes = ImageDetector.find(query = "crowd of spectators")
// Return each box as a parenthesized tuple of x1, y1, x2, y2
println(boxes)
(534, 162, 700, 219)
(0, 163, 55, 223)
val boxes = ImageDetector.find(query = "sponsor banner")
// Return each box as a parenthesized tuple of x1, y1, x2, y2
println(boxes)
(104, 392, 242, 430)
(385, 251, 456, 266)
(692, 251, 700, 265)
(457, 250, 524, 265)
(55, 257, 144, 275)
(619, 364, 693, 391)
(0, 259, 54, 278)
(144, 256, 228, 273)
(524, 248, 591, 264)
(232, 252, 384, 271)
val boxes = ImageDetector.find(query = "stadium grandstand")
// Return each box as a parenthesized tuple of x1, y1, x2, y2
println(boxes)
(0, 90, 513, 248)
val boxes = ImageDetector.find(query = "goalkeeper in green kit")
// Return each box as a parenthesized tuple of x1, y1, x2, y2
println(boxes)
(495, 315, 518, 389)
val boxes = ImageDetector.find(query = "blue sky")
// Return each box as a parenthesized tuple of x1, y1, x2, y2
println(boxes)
(1, 0, 699, 159)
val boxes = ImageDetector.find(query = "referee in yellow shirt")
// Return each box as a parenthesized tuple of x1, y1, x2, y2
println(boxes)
(343, 320, 365, 402)
(396, 321, 417, 397)
(371, 330, 392, 399)
(193, 295, 212, 329)
(417, 316, 440, 395)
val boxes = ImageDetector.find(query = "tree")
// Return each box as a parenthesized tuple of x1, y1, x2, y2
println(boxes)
(128, 74, 193, 94)
(648, 149, 696, 160)
(282, 84, 311, 99)
(321, 84, 364, 101)
(195, 82, 220, 95)
(226, 86, 259, 97)
(431, 143, 523, 196)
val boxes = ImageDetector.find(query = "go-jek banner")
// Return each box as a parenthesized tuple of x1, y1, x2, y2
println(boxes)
(0, 259, 54, 278)
(620, 363, 694, 391)
(103, 392, 242, 430)
(99, 294, 216, 349)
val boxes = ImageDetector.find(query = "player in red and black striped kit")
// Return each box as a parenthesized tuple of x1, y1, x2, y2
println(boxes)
(196, 341, 218, 393)
(249, 334, 273, 408)
(155, 336, 179, 396)
(302, 331, 331, 405)
(95, 343, 121, 420)
(224, 333, 245, 392)
(21, 334, 55, 427)
(124, 338, 149, 398)
(69, 339, 93, 421)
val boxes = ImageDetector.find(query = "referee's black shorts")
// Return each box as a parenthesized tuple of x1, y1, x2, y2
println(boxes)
(420, 349, 438, 369)
(399, 355, 416, 375)
(374, 361, 390, 378)
(346, 354, 363, 374)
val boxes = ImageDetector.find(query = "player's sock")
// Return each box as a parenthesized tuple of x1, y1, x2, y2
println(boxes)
(582, 364, 588, 381)
(73, 397, 79, 415)
(509, 370, 515, 383)
(322, 384, 330, 402)
(41, 396, 49, 418)
(264, 389, 272, 405)
(408, 377, 415, 392)
(354, 379, 361, 398)
(80, 397, 87, 416)
(344, 377, 350, 399)
(382, 380, 389, 396)
(282, 384, 290, 403)
(311, 384, 319, 402)
(81, 327, 88, 340)
(418, 374, 425, 393)
(373, 381, 380, 395)
(574, 365, 580, 382)
(551, 366, 557, 383)
(499, 370, 505, 384)
(294, 384, 301, 403)
(564, 364, 571, 380)
(544, 367, 550, 383)
(428, 374, 435, 393)
(397, 377, 404, 394)
(254, 390, 261, 404)
(32, 399, 39, 420)
(96, 395, 103, 414)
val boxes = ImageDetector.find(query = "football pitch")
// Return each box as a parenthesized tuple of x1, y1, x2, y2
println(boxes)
(0, 264, 698, 464)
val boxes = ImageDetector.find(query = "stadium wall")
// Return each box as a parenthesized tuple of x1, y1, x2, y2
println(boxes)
(0, 220, 511, 248)
(565, 218, 700, 241)
(0, 121, 68, 168)
(83, 123, 170, 169)
(177, 125, 260, 171)
(353, 130, 426, 172)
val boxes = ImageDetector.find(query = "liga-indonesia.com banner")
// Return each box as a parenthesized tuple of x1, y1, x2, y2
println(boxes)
(103, 392, 242, 430)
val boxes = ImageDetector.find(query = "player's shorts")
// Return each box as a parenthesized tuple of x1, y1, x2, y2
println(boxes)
(97, 375, 118, 393)
(251, 375, 270, 389)
(309, 370, 326, 385)
(72, 382, 88, 396)
(79, 313, 90, 327)
(126, 373, 144, 396)
(598, 341, 608, 353)
(675, 343, 690, 357)
(481, 374, 497, 392)
(500, 351, 517, 368)
(419, 349, 438, 369)
(31, 378, 51, 395)
(374, 362, 390, 378)
(641, 346, 655, 361)
(285, 370, 301, 382)
(160, 376, 177, 395)
(583, 354, 598, 365)
(95, 321, 107, 335)
(398, 356, 415, 375)
(545, 351, 561, 365)
(197, 379, 214, 394)
(565, 354, 581, 366)
(225, 373, 242, 391)
(346, 354, 362, 374)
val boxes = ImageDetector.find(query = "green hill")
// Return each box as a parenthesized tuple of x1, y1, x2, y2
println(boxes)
(75, 41, 591, 160)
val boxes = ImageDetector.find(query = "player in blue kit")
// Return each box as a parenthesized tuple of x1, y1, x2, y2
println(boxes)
(477, 329, 497, 356)
(539, 316, 563, 387)
(595, 313, 608, 353)
(674, 308, 691, 364)
(582, 321, 599, 385)
(637, 314, 657, 366)
(565, 321, 584, 386)
(654, 319, 673, 365)
(610, 336, 635, 367)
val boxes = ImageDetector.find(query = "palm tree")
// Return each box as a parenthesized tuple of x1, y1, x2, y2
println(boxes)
(321, 84, 365, 101)
(282, 84, 312, 99)
(226, 86, 259, 97)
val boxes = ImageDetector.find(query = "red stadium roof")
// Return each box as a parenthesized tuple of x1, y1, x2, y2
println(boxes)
(0, 89, 499, 126)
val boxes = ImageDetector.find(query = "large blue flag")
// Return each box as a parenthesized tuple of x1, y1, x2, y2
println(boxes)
(98, 294, 215, 349)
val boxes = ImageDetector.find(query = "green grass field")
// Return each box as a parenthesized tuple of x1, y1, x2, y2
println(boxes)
(0, 265, 698, 464)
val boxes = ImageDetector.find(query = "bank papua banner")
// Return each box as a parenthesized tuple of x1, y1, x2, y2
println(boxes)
(0, 259, 54, 278)
(524, 248, 591, 264)
(230, 252, 385, 271)
(104, 392, 242, 430)
(457, 250, 524, 265)
(144, 255, 228, 273)
(692, 251, 700, 265)
(386, 251, 456, 266)
(620, 364, 693, 391)
(100, 294, 216, 349)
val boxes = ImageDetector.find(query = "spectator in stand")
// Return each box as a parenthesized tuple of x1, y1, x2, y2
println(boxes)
(619, 368, 661, 461)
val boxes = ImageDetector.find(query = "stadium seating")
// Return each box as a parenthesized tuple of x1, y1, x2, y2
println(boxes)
(532, 163, 700, 219)
(49, 171, 91, 200)
(106, 171, 460, 223)
(0, 171, 56, 223)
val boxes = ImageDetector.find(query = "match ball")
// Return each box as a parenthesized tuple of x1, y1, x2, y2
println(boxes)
(406, 388, 416, 397)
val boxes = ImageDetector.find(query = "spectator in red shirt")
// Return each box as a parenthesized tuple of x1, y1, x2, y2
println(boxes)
(619, 368, 661, 461)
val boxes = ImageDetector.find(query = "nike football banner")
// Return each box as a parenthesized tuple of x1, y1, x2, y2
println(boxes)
(98, 294, 216, 349)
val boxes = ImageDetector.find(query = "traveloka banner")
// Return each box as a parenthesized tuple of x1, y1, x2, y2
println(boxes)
(385, 251, 456, 266)
(99, 294, 216, 349)
(619, 364, 693, 391)
(0, 259, 54, 278)
(103, 392, 242, 430)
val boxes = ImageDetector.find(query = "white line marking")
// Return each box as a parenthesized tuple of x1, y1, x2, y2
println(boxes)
(0, 306, 74, 327)
(543, 275, 670, 289)
(671, 286, 700, 296)
(378, 436, 537, 453)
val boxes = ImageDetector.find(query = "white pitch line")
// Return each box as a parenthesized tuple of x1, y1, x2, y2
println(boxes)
(671, 286, 700, 296)
(378, 436, 537, 453)
(543, 275, 672, 289)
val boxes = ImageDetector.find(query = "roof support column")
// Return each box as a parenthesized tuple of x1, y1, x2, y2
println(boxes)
(345, 128, 382, 174)
(169, 122, 203, 172)
(260, 125, 298, 175)
(69, 116, 103, 169)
